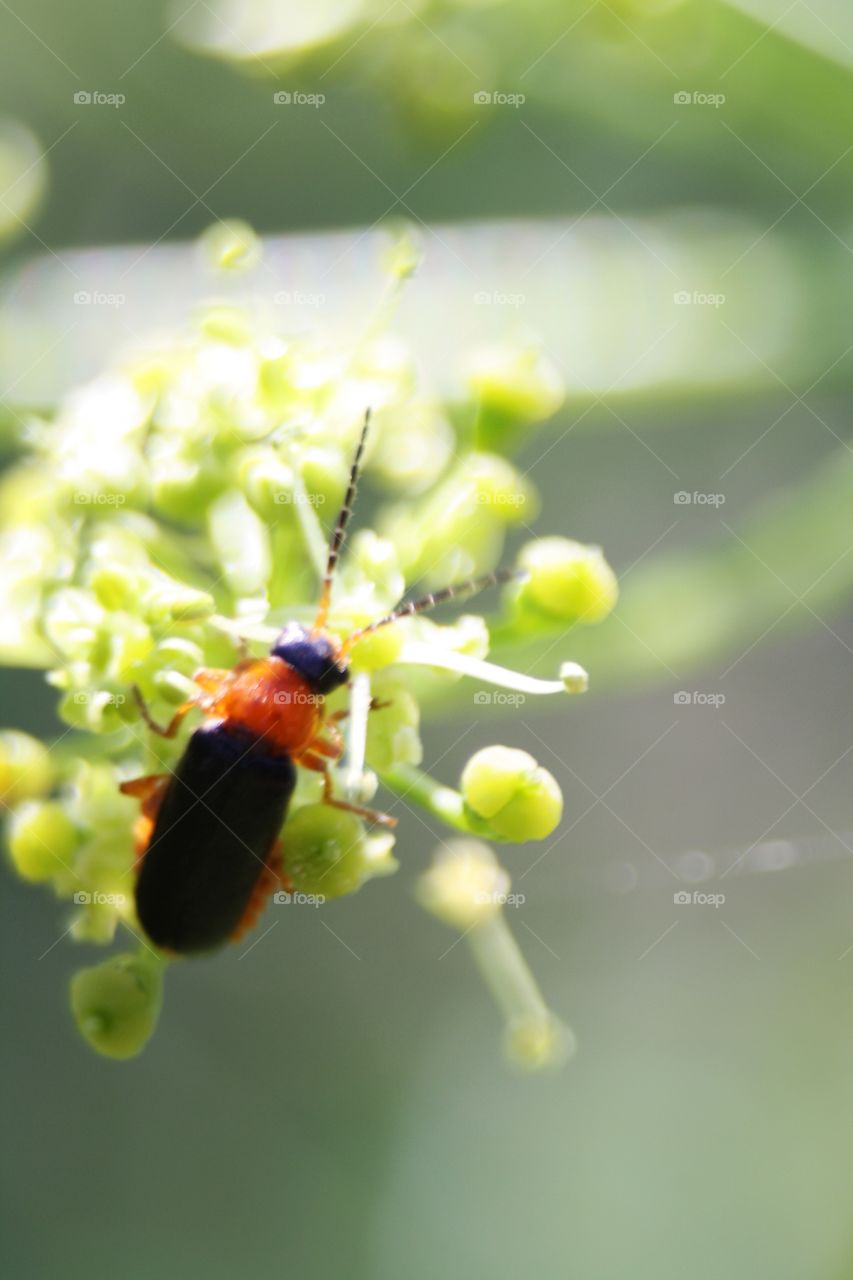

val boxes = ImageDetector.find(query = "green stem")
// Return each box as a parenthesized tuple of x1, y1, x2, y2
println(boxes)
(380, 762, 473, 834)
(467, 911, 574, 1070)
(467, 911, 549, 1027)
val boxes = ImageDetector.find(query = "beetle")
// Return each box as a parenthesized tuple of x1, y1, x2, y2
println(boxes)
(121, 409, 517, 955)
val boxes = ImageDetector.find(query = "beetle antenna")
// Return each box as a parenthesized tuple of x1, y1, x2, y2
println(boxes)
(314, 407, 371, 633)
(340, 566, 524, 654)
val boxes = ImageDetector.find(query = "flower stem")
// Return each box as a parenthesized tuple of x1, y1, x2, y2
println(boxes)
(467, 911, 549, 1025)
(467, 912, 575, 1070)
(381, 762, 472, 833)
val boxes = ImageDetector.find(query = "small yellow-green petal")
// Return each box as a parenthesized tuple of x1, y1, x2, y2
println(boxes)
(70, 952, 164, 1060)
(7, 800, 79, 882)
(461, 745, 563, 842)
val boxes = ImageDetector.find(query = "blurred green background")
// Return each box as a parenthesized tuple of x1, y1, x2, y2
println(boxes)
(3, 1, 853, 1277)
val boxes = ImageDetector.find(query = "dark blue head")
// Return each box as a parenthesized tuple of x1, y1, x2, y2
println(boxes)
(270, 622, 350, 695)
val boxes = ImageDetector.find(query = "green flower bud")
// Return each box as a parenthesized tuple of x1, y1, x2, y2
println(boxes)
(43, 588, 105, 662)
(150, 451, 229, 523)
(365, 677, 422, 771)
(198, 219, 261, 274)
(516, 537, 618, 626)
(66, 762, 137, 855)
(371, 402, 454, 494)
(504, 1014, 576, 1072)
(379, 226, 421, 282)
(240, 451, 299, 523)
(470, 453, 539, 526)
(348, 624, 405, 673)
(102, 613, 154, 682)
(417, 840, 510, 930)
(70, 952, 164, 1060)
(0, 463, 61, 524)
(466, 344, 565, 445)
(140, 577, 214, 626)
(89, 563, 146, 612)
(300, 446, 347, 515)
(7, 800, 79, 882)
(344, 530, 405, 608)
(281, 804, 371, 900)
(461, 746, 562, 842)
(208, 491, 271, 596)
(198, 305, 254, 346)
(137, 637, 205, 708)
(0, 731, 53, 806)
(57, 686, 132, 734)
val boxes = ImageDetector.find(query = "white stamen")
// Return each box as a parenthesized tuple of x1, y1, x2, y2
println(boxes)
(395, 641, 588, 695)
(345, 670, 372, 800)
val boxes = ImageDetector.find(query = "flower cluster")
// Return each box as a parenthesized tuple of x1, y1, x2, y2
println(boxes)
(0, 226, 617, 1064)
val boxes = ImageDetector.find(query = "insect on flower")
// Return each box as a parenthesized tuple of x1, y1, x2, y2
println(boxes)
(121, 409, 520, 955)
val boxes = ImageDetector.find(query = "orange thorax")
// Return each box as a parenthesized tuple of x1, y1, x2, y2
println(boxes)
(211, 658, 323, 756)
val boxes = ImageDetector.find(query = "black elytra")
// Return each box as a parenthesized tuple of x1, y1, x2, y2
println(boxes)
(134, 721, 296, 953)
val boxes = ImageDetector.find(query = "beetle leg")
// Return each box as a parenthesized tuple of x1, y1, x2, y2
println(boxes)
(131, 686, 196, 739)
(119, 773, 168, 801)
(327, 697, 391, 725)
(297, 752, 396, 827)
(302, 724, 344, 761)
(119, 772, 171, 871)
